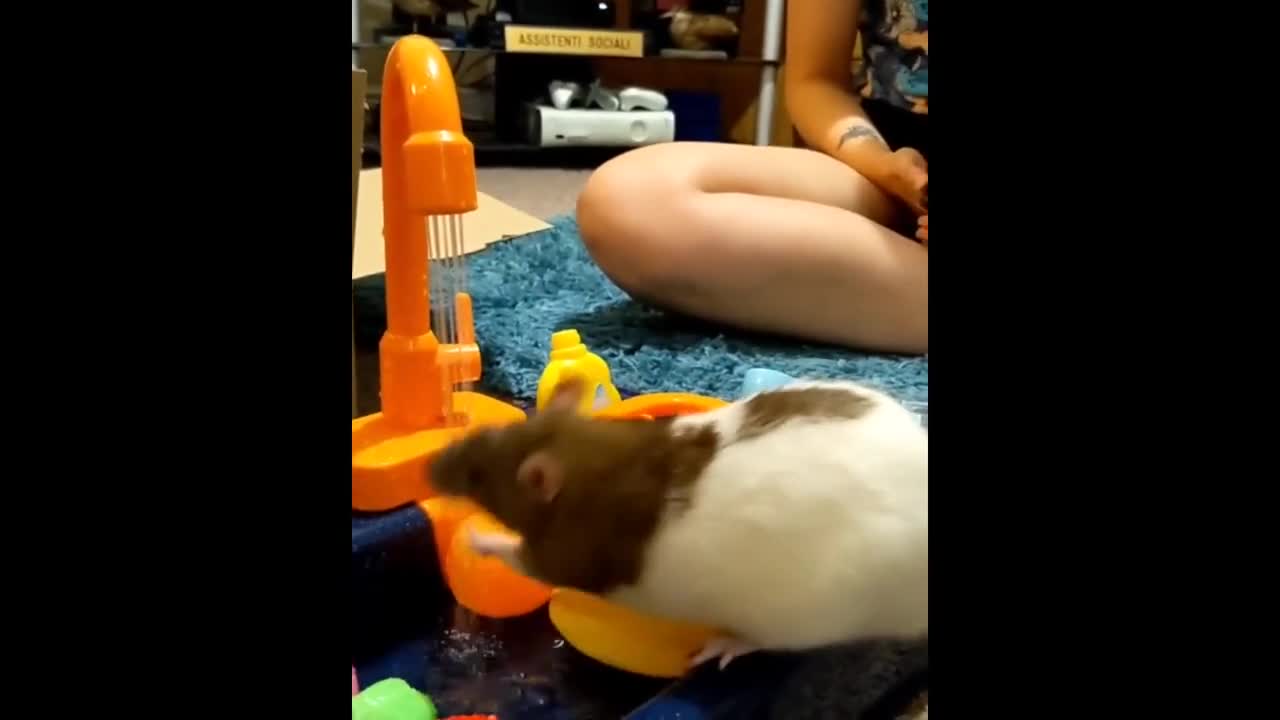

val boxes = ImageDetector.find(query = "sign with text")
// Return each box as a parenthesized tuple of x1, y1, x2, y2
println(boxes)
(503, 24, 645, 58)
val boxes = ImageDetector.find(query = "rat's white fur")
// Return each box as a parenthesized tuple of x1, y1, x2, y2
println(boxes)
(605, 380, 928, 651)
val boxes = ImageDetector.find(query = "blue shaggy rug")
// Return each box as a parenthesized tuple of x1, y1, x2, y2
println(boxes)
(353, 215, 928, 405)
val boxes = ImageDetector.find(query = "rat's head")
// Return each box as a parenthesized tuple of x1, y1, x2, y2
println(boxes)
(428, 379, 663, 533)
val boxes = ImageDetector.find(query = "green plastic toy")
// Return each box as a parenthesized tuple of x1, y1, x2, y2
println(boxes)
(351, 678, 438, 720)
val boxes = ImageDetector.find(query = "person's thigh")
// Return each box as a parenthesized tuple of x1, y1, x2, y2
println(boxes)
(584, 141, 899, 227)
(576, 142, 927, 352)
(577, 142, 901, 288)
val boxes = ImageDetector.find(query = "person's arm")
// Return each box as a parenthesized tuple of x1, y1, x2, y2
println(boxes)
(784, 0, 926, 212)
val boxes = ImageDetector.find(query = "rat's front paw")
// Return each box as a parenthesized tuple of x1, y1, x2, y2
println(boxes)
(467, 529, 521, 559)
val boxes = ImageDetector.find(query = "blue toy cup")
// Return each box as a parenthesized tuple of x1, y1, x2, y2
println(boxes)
(739, 368, 796, 399)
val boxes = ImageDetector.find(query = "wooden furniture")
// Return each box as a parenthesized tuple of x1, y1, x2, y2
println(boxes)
(598, 0, 787, 146)
(352, 0, 793, 164)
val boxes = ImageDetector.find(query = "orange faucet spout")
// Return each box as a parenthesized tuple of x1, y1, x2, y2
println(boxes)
(353, 35, 527, 513)
(378, 35, 480, 429)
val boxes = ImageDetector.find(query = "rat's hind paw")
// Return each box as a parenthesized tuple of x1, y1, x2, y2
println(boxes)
(689, 636, 759, 671)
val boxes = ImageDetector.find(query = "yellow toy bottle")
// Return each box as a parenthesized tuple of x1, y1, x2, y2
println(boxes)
(536, 329, 622, 414)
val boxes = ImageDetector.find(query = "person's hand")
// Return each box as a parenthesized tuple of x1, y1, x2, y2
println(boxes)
(874, 147, 929, 216)
(916, 215, 928, 246)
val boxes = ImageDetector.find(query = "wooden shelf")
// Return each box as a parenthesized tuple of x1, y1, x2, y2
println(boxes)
(352, 42, 778, 65)
(354, 1, 789, 149)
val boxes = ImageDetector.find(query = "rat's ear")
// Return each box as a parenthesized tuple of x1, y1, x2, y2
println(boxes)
(516, 450, 564, 503)
(545, 377, 587, 414)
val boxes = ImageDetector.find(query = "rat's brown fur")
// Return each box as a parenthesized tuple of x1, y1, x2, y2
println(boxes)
(738, 386, 873, 441)
(429, 408, 719, 595)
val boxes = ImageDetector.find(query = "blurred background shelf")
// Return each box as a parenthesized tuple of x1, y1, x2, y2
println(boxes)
(352, 41, 780, 65)
(363, 130, 636, 169)
(354, 0, 792, 167)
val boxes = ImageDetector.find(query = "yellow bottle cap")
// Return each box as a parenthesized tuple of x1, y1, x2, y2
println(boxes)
(551, 329, 581, 351)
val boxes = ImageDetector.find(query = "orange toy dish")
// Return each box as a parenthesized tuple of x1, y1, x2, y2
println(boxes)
(418, 496, 481, 567)
(421, 498, 550, 618)
(444, 513, 553, 618)
(593, 392, 727, 420)
(352, 35, 524, 512)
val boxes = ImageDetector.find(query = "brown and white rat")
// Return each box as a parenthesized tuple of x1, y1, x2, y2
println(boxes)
(428, 377, 928, 670)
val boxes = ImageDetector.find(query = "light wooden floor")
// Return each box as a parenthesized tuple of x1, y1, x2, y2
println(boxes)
(475, 167, 589, 220)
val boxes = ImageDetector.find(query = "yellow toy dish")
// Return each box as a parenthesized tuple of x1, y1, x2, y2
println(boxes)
(544, 391, 726, 677)
(548, 589, 719, 678)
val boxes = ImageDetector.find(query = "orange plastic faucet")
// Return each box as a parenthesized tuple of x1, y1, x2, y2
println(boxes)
(379, 35, 475, 428)
(352, 35, 525, 512)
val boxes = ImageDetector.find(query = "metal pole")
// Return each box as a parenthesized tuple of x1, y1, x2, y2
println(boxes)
(352, 0, 362, 414)
(352, 0, 360, 67)
(754, 0, 786, 146)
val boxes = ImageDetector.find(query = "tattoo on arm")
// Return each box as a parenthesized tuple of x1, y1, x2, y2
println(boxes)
(837, 124, 885, 149)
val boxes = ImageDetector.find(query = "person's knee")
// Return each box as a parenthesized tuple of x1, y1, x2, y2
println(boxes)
(577, 147, 699, 293)
(575, 154, 632, 263)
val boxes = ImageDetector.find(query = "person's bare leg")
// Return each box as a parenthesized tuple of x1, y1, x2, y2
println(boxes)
(576, 142, 927, 353)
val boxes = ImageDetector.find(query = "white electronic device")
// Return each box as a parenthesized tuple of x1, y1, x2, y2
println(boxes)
(548, 80, 584, 110)
(582, 82, 668, 112)
(587, 83, 620, 111)
(524, 104, 676, 147)
(618, 86, 669, 112)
